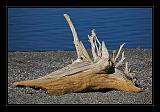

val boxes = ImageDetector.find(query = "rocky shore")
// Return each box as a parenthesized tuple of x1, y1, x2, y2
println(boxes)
(8, 49, 152, 104)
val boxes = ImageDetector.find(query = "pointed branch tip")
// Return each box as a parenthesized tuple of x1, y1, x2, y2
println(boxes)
(102, 41, 109, 59)
(114, 43, 125, 63)
(115, 51, 125, 68)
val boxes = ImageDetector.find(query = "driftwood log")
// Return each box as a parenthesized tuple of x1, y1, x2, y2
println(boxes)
(13, 14, 143, 95)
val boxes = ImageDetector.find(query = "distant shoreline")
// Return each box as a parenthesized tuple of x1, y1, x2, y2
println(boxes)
(8, 48, 152, 52)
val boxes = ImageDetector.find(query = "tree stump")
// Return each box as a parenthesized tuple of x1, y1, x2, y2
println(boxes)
(13, 14, 143, 95)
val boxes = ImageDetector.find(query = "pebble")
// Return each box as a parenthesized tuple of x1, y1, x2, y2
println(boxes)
(8, 49, 152, 104)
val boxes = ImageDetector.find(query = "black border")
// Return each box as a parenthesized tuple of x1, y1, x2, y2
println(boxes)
(1, 0, 158, 111)
(2, 0, 155, 6)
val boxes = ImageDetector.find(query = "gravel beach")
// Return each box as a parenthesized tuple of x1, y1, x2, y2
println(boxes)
(8, 49, 152, 104)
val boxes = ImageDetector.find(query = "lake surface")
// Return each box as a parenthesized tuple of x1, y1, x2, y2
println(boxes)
(8, 8, 152, 51)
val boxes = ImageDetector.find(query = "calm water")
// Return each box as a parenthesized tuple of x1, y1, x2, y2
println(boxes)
(8, 8, 152, 51)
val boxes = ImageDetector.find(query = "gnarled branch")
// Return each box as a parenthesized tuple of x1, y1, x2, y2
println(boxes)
(13, 14, 143, 95)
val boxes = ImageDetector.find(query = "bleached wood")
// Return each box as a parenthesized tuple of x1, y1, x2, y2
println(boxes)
(94, 31, 102, 57)
(114, 43, 125, 63)
(37, 57, 113, 81)
(124, 61, 129, 74)
(13, 14, 143, 96)
(115, 51, 125, 68)
(64, 14, 81, 60)
(101, 41, 109, 59)
(37, 61, 91, 80)
(88, 34, 98, 62)
(91, 30, 99, 56)
(79, 41, 92, 62)
(91, 29, 102, 57)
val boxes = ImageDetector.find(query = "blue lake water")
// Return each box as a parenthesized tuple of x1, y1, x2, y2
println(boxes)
(8, 8, 152, 51)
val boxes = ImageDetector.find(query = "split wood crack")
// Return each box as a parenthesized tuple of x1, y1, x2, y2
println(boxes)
(13, 14, 143, 95)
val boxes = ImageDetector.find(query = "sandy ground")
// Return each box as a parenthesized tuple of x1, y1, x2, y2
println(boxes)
(8, 49, 152, 104)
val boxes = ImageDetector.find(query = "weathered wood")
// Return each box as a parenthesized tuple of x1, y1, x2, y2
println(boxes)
(64, 14, 91, 62)
(115, 51, 125, 68)
(13, 13, 143, 95)
(88, 33, 99, 62)
(64, 14, 81, 60)
(79, 41, 92, 62)
(113, 43, 125, 63)
(14, 69, 143, 95)
(37, 61, 91, 80)
(101, 41, 109, 59)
